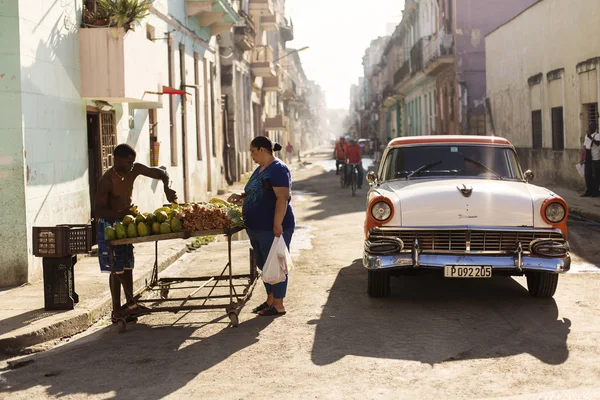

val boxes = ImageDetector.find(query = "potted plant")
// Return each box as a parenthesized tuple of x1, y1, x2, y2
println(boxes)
(83, 0, 152, 32)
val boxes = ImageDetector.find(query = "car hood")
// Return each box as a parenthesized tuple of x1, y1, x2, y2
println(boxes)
(384, 179, 534, 226)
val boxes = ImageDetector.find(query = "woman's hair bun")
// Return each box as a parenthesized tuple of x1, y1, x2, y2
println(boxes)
(273, 143, 282, 152)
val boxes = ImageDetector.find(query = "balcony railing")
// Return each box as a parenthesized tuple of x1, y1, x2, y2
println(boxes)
(394, 60, 410, 86)
(233, 10, 255, 51)
(249, 0, 274, 15)
(410, 39, 423, 74)
(251, 45, 273, 63)
(423, 33, 454, 67)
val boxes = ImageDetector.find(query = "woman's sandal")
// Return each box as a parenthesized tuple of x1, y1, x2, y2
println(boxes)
(258, 305, 286, 317)
(252, 302, 270, 314)
(111, 312, 138, 324)
(123, 301, 150, 313)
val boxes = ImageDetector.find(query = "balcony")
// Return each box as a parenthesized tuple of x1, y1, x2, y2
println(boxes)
(185, 0, 239, 36)
(265, 114, 285, 131)
(251, 45, 275, 77)
(80, 27, 163, 107)
(410, 39, 423, 75)
(280, 17, 294, 42)
(423, 34, 455, 76)
(233, 10, 255, 51)
(382, 85, 400, 107)
(260, 15, 278, 31)
(249, 0, 274, 16)
(263, 76, 282, 92)
(282, 76, 297, 100)
(394, 60, 410, 86)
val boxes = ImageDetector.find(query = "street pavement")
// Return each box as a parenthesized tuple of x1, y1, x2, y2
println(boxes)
(1, 150, 600, 399)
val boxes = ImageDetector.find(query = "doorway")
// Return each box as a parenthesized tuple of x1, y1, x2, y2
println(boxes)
(87, 109, 117, 244)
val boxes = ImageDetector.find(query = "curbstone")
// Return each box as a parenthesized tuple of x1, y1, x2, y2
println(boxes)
(0, 242, 190, 356)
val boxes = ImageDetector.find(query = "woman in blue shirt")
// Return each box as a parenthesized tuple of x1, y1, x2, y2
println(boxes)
(228, 136, 295, 316)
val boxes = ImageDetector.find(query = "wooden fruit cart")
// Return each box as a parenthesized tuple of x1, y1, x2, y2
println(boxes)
(107, 226, 257, 332)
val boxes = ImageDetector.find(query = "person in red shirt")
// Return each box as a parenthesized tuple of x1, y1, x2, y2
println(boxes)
(333, 136, 347, 175)
(345, 138, 363, 189)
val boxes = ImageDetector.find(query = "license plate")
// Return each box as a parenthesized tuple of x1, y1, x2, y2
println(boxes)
(444, 266, 492, 278)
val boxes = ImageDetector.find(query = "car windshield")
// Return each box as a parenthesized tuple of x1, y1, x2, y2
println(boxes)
(380, 145, 524, 181)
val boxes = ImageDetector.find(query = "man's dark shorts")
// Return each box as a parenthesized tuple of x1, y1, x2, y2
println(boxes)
(98, 219, 134, 274)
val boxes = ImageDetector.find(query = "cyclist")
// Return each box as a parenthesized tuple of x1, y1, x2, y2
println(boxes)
(345, 137, 364, 190)
(334, 136, 347, 176)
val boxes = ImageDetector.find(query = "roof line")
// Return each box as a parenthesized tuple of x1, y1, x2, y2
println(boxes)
(486, 0, 544, 38)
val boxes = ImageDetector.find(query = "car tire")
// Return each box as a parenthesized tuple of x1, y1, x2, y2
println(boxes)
(526, 272, 559, 298)
(368, 270, 390, 297)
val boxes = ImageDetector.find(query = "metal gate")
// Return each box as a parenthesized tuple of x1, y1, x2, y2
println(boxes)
(100, 112, 117, 173)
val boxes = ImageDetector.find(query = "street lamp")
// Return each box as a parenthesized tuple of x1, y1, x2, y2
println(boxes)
(273, 46, 309, 63)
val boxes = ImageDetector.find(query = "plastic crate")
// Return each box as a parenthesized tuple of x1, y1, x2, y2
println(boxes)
(33, 224, 92, 258)
(43, 255, 79, 310)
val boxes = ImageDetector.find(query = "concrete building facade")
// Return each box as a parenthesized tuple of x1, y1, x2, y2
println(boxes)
(0, 0, 235, 286)
(486, 0, 600, 188)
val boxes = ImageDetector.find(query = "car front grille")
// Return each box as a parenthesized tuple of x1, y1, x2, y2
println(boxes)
(369, 228, 564, 253)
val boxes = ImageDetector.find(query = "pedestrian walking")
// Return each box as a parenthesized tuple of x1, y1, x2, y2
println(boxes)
(286, 141, 294, 164)
(228, 136, 295, 316)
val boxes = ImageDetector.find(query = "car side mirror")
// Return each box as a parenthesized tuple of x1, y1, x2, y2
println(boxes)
(367, 171, 378, 186)
(524, 169, 534, 182)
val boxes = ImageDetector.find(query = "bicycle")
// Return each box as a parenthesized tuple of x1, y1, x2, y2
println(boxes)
(347, 163, 360, 197)
(338, 160, 347, 188)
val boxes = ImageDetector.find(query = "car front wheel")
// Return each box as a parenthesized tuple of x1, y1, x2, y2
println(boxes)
(526, 272, 559, 298)
(368, 270, 390, 297)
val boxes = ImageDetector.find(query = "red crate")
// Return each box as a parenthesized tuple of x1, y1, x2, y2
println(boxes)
(33, 224, 92, 258)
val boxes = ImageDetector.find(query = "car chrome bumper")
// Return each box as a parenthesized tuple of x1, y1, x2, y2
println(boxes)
(363, 252, 571, 273)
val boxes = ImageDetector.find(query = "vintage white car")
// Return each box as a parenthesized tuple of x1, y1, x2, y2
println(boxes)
(364, 136, 570, 298)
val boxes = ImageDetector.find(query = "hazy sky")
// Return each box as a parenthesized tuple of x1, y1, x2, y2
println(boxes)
(286, 0, 405, 110)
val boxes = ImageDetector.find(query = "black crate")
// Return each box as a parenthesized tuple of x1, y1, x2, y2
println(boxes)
(43, 255, 79, 311)
(33, 225, 92, 258)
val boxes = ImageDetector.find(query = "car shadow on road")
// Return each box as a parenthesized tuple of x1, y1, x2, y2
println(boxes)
(309, 260, 571, 367)
(0, 314, 274, 399)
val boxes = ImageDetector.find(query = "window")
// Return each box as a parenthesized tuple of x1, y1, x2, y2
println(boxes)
(551, 107, 564, 151)
(100, 112, 117, 173)
(381, 145, 523, 181)
(531, 110, 542, 149)
(194, 52, 203, 161)
(168, 39, 177, 166)
(149, 109, 158, 166)
(210, 62, 217, 157)
(424, 95, 429, 135)
(449, 85, 455, 121)
(584, 103, 599, 129)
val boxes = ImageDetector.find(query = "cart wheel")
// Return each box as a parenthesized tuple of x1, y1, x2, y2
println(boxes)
(228, 312, 239, 327)
(117, 319, 127, 333)
(160, 288, 170, 299)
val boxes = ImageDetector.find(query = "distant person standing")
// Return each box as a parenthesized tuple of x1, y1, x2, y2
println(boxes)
(286, 142, 294, 164)
(582, 121, 600, 197)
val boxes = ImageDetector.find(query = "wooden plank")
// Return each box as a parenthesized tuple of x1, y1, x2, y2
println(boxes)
(107, 226, 244, 246)
(109, 232, 187, 246)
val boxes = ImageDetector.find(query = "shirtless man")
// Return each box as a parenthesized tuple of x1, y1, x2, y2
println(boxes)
(95, 144, 178, 322)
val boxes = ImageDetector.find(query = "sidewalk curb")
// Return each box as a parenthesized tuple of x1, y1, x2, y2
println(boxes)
(569, 206, 600, 224)
(0, 242, 190, 356)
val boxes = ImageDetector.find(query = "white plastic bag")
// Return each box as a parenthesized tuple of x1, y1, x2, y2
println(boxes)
(576, 162, 585, 178)
(261, 236, 294, 285)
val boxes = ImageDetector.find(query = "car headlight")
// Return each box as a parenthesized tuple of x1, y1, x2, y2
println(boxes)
(545, 202, 566, 223)
(371, 201, 392, 221)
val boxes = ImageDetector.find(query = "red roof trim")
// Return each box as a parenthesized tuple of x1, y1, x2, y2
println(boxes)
(389, 136, 512, 147)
